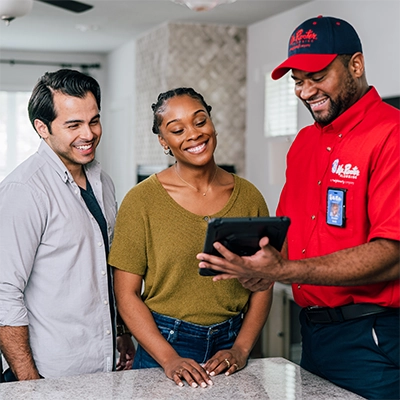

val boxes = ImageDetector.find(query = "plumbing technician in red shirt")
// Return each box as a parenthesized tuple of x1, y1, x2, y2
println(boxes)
(197, 16, 399, 400)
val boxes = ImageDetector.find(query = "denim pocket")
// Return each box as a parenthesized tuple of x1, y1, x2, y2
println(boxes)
(158, 325, 178, 343)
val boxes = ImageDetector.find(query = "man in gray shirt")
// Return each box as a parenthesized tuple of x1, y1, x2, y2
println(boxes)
(0, 69, 134, 381)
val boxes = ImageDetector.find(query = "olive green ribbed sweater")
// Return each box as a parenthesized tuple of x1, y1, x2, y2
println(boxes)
(109, 174, 269, 325)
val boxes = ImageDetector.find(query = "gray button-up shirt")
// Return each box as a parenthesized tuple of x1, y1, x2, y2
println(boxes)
(0, 140, 117, 378)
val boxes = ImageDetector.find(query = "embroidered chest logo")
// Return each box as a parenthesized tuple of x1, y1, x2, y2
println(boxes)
(331, 159, 360, 179)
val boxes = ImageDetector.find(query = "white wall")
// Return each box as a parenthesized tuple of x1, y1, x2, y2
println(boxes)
(101, 39, 137, 205)
(246, 0, 400, 215)
(0, 50, 106, 93)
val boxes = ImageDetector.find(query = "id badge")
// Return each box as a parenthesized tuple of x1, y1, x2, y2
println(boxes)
(326, 188, 346, 227)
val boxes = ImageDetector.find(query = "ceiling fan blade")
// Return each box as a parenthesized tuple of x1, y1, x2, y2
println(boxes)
(36, 0, 93, 13)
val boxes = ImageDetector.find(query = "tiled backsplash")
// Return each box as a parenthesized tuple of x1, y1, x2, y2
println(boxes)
(136, 22, 247, 175)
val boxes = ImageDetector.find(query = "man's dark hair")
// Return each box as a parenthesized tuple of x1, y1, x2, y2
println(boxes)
(28, 69, 101, 135)
(151, 87, 212, 135)
(337, 54, 353, 68)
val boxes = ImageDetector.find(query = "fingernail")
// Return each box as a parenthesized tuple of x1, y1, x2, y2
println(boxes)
(201, 382, 207, 388)
(210, 371, 215, 376)
(225, 371, 230, 376)
(178, 382, 184, 387)
(191, 382, 198, 388)
(208, 380, 213, 385)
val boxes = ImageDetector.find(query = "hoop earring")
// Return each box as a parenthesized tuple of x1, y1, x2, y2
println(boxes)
(164, 147, 170, 156)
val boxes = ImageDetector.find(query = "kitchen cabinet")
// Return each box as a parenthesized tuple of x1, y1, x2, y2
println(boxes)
(261, 283, 302, 363)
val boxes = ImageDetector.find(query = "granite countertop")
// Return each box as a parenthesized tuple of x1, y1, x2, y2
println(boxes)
(0, 357, 365, 399)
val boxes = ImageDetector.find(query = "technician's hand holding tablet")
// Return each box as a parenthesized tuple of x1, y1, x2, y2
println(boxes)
(197, 217, 290, 289)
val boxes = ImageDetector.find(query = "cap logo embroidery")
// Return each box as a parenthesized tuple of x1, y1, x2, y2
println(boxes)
(289, 29, 317, 52)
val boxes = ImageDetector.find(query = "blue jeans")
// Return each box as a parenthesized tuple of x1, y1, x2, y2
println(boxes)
(300, 308, 399, 400)
(133, 311, 243, 369)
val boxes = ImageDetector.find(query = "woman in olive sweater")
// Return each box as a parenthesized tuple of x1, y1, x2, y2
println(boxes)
(108, 88, 272, 389)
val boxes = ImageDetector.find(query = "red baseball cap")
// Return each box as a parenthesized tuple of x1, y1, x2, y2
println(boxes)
(271, 16, 363, 80)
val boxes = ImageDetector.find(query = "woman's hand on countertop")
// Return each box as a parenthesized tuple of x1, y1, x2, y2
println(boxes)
(164, 356, 213, 388)
(203, 348, 245, 377)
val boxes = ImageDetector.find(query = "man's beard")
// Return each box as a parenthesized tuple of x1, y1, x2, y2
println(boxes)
(306, 72, 359, 126)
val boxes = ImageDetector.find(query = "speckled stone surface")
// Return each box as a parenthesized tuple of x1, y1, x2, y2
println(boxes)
(0, 358, 365, 399)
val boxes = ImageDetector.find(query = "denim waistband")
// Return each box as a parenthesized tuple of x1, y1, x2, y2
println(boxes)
(151, 311, 243, 338)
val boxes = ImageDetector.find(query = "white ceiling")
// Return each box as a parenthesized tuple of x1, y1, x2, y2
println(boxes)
(0, 0, 311, 53)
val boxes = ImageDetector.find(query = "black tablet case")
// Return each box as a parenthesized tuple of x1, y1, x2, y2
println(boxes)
(199, 216, 290, 276)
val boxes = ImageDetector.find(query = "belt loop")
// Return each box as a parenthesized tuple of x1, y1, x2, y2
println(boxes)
(328, 308, 343, 322)
(167, 319, 180, 343)
(174, 319, 181, 331)
(228, 315, 234, 340)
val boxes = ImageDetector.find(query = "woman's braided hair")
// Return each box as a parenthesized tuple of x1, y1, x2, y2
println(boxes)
(151, 87, 212, 135)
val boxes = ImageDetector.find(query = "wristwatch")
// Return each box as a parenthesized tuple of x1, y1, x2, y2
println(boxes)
(116, 324, 131, 337)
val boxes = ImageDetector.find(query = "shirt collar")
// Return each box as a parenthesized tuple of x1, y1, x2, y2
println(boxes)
(38, 140, 100, 184)
(315, 86, 380, 135)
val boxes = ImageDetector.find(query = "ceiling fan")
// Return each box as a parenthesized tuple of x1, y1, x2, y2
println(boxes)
(0, 0, 93, 26)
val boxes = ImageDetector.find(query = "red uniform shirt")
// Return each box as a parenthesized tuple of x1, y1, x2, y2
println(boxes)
(277, 87, 400, 308)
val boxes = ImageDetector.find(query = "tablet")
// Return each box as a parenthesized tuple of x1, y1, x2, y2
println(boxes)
(199, 216, 290, 276)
